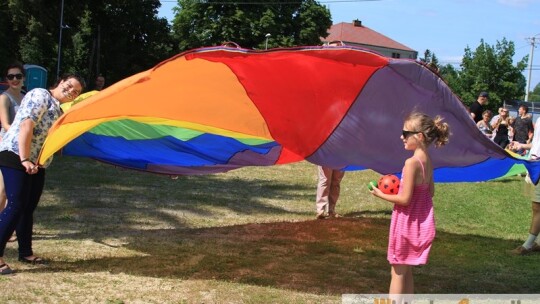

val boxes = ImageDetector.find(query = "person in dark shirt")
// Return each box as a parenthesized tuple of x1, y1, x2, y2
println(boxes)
(469, 92, 489, 123)
(94, 75, 105, 91)
(513, 104, 534, 144)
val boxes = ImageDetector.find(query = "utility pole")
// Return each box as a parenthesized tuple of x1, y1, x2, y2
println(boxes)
(96, 24, 101, 76)
(265, 33, 271, 50)
(56, 0, 65, 79)
(525, 35, 539, 102)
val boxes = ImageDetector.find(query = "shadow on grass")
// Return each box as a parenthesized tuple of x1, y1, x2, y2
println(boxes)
(348, 210, 393, 217)
(13, 217, 540, 295)
(16, 157, 540, 295)
(39, 156, 315, 234)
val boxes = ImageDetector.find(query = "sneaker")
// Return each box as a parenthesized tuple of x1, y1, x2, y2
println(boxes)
(316, 212, 327, 220)
(532, 243, 540, 252)
(511, 245, 533, 255)
(328, 213, 342, 218)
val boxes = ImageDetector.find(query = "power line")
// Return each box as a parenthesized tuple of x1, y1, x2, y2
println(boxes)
(516, 43, 531, 51)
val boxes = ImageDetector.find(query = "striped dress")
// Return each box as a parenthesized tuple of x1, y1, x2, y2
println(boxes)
(387, 157, 436, 265)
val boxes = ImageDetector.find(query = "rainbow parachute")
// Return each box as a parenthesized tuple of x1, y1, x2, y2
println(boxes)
(38, 46, 540, 183)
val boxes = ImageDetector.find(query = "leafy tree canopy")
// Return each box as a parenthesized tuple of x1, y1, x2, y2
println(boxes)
(437, 38, 528, 112)
(419, 49, 439, 66)
(171, 0, 332, 51)
(529, 82, 540, 102)
(1, 0, 174, 87)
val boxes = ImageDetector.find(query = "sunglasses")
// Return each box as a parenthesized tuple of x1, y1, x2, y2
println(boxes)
(402, 130, 421, 138)
(6, 73, 23, 80)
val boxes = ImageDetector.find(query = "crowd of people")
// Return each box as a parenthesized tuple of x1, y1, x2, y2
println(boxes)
(472, 92, 534, 155)
(466, 90, 540, 258)
(0, 61, 538, 301)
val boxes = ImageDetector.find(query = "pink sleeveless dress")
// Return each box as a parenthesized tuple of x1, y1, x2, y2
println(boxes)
(387, 157, 436, 265)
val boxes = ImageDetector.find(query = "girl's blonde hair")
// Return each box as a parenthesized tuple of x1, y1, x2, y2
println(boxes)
(406, 112, 450, 148)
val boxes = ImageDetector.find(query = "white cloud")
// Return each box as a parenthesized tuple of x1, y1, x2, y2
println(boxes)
(439, 56, 463, 66)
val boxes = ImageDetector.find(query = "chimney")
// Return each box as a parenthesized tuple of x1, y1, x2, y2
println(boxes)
(353, 19, 362, 27)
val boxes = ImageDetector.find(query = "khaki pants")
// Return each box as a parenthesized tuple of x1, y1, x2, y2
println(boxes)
(316, 166, 345, 215)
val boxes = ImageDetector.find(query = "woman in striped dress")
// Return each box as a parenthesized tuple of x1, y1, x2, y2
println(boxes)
(369, 112, 450, 298)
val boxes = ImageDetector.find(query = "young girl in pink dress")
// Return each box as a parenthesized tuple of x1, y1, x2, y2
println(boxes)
(369, 112, 450, 298)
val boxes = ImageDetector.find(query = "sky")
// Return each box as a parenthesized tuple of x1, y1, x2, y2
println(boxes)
(158, 0, 540, 90)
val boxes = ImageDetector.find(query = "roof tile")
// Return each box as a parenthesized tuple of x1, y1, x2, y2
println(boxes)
(323, 22, 415, 52)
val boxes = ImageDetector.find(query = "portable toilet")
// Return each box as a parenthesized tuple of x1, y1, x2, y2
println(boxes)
(23, 64, 48, 91)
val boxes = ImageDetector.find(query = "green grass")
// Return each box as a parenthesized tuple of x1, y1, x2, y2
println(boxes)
(1, 156, 540, 303)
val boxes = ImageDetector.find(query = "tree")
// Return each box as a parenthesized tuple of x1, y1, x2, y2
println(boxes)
(19, 16, 56, 70)
(439, 64, 460, 93)
(171, 0, 332, 51)
(70, 9, 94, 81)
(453, 38, 527, 110)
(419, 49, 439, 66)
(530, 82, 540, 102)
(2, 0, 175, 87)
(85, 0, 175, 84)
(6, 0, 78, 79)
(0, 1, 19, 66)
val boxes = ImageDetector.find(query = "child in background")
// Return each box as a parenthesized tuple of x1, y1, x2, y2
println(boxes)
(476, 110, 493, 139)
(369, 112, 450, 300)
(507, 116, 516, 147)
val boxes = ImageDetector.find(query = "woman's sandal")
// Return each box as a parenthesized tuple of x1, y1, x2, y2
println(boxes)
(0, 263, 13, 275)
(18, 256, 47, 265)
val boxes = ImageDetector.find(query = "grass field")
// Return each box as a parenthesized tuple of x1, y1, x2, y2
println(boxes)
(1, 156, 540, 303)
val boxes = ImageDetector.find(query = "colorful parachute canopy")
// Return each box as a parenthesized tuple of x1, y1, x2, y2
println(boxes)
(38, 46, 540, 183)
